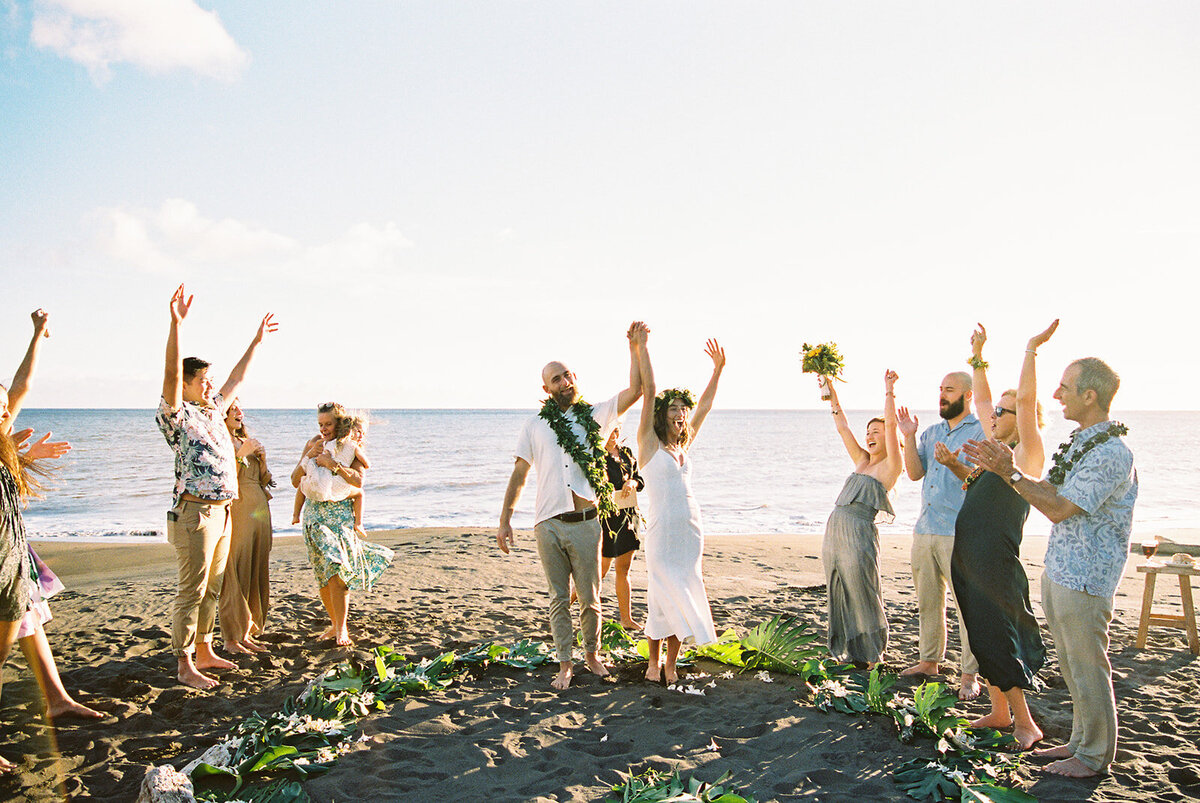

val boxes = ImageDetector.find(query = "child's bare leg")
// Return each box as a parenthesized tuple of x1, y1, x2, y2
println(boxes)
(292, 490, 305, 525)
(19, 625, 103, 720)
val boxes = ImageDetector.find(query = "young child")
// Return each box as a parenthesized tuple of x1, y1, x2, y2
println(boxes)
(293, 414, 371, 536)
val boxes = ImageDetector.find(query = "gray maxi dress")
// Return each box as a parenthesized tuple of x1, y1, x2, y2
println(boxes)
(821, 473, 893, 665)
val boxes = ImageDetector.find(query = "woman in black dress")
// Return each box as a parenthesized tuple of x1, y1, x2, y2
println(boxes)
(942, 320, 1058, 751)
(600, 424, 644, 630)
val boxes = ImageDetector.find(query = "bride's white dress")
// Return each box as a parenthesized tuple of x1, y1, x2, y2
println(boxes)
(642, 447, 717, 645)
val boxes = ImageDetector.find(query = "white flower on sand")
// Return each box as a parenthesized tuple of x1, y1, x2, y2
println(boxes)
(706, 738, 720, 752)
(718, 671, 735, 680)
(755, 671, 773, 683)
(667, 683, 707, 696)
(316, 748, 337, 763)
(293, 757, 311, 767)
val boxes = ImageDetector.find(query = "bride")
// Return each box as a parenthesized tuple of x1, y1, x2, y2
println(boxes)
(630, 324, 724, 684)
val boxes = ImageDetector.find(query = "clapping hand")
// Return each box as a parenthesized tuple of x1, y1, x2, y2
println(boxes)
(169, 284, 193, 324)
(1029, 319, 1060, 351)
(897, 406, 919, 438)
(961, 438, 1017, 477)
(934, 441, 961, 468)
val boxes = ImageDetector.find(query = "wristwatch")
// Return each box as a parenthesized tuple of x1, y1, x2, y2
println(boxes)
(1009, 469, 1023, 485)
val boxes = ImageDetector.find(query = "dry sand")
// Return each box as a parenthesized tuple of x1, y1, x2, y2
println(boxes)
(2, 528, 1198, 802)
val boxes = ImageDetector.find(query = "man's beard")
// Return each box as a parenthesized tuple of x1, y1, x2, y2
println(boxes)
(553, 387, 578, 408)
(940, 396, 965, 420)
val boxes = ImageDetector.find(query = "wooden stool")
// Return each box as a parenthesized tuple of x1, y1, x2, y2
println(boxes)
(1135, 562, 1200, 654)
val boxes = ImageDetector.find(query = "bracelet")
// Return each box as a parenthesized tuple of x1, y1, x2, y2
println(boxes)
(967, 355, 988, 370)
(831, 408, 841, 416)
(1026, 349, 1037, 355)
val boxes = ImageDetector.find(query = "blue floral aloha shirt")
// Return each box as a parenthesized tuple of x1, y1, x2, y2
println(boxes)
(1043, 421, 1138, 599)
(156, 394, 238, 508)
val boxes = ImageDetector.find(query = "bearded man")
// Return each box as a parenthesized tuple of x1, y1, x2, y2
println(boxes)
(497, 322, 644, 690)
(897, 371, 985, 699)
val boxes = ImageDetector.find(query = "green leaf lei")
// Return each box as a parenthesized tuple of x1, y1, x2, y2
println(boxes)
(1047, 421, 1129, 486)
(538, 397, 616, 515)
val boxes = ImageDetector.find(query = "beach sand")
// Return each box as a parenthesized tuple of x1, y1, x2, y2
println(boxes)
(2, 528, 1199, 802)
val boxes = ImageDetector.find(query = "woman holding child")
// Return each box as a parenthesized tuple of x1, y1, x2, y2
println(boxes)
(219, 401, 274, 655)
(291, 402, 392, 646)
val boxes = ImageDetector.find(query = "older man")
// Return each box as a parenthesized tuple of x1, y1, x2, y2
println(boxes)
(965, 357, 1135, 778)
(497, 323, 643, 690)
(157, 285, 276, 689)
(898, 372, 984, 699)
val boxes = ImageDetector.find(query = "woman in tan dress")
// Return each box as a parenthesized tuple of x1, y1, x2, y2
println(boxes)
(219, 401, 274, 654)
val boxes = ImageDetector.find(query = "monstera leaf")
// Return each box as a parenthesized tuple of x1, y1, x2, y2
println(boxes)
(739, 615, 826, 676)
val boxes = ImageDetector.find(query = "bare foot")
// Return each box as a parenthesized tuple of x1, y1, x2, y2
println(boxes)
(664, 668, 679, 685)
(552, 664, 574, 690)
(1014, 724, 1044, 751)
(0, 754, 15, 774)
(242, 638, 269, 654)
(971, 711, 1013, 730)
(1032, 744, 1073, 761)
(958, 673, 982, 701)
(1046, 756, 1100, 778)
(334, 630, 353, 647)
(223, 641, 253, 655)
(317, 626, 336, 641)
(178, 664, 219, 689)
(900, 660, 939, 677)
(645, 664, 661, 682)
(292, 517, 301, 525)
(585, 653, 610, 677)
(621, 619, 643, 631)
(47, 699, 105, 720)
(195, 655, 236, 671)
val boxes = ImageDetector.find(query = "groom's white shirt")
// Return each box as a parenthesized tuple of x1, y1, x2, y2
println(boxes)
(514, 393, 620, 525)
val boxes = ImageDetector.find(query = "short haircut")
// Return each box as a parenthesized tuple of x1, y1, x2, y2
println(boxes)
(946, 371, 973, 392)
(183, 357, 210, 381)
(1070, 358, 1121, 413)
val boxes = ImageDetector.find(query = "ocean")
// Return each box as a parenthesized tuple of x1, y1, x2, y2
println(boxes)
(13, 408, 1198, 542)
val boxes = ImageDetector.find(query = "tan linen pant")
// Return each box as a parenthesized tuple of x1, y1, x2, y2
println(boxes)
(168, 499, 231, 656)
(1041, 574, 1118, 773)
(912, 533, 978, 674)
(534, 516, 602, 662)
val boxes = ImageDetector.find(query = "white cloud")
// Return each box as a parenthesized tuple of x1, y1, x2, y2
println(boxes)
(88, 199, 411, 278)
(31, 0, 248, 82)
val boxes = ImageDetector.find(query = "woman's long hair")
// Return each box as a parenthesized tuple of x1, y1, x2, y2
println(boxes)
(653, 389, 696, 449)
(0, 391, 50, 500)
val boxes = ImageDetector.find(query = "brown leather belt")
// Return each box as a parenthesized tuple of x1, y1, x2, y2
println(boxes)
(552, 508, 598, 523)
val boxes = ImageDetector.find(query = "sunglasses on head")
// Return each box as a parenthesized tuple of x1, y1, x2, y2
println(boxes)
(994, 405, 1016, 417)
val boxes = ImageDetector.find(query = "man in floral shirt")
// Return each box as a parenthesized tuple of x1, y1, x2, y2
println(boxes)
(157, 285, 276, 689)
(965, 357, 1136, 779)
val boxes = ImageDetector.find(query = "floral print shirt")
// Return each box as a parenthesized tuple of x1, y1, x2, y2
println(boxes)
(156, 394, 238, 507)
(1044, 421, 1138, 599)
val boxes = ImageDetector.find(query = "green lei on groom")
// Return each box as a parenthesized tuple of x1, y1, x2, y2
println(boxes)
(538, 397, 616, 516)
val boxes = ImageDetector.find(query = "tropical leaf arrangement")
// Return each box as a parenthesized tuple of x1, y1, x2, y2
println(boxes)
(606, 767, 757, 803)
(457, 638, 556, 669)
(800, 342, 846, 379)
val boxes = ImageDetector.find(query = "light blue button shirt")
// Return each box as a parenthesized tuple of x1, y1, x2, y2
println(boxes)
(1044, 422, 1137, 599)
(914, 413, 984, 536)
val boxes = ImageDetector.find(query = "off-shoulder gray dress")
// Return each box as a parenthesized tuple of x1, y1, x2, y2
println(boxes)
(821, 473, 893, 665)
(0, 464, 32, 623)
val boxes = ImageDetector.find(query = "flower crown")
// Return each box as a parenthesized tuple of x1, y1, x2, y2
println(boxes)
(654, 388, 696, 416)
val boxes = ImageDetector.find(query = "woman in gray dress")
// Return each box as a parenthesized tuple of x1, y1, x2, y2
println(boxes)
(821, 370, 903, 666)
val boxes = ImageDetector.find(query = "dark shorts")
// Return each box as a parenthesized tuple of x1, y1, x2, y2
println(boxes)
(601, 513, 640, 558)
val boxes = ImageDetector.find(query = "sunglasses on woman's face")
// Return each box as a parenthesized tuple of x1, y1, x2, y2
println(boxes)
(994, 405, 1016, 417)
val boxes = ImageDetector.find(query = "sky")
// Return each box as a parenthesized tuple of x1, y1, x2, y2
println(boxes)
(1, 1, 1196, 410)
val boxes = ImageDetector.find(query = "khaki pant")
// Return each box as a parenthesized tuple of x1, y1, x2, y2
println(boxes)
(168, 500, 231, 657)
(1041, 574, 1118, 773)
(912, 533, 978, 674)
(534, 517, 602, 662)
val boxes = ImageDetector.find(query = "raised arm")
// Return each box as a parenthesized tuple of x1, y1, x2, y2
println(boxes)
(827, 379, 867, 465)
(969, 324, 994, 439)
(882, 369, 903, 483)
(688, 339, 724, 442)
(615, 321, 645, 415)
(897, 406, 925, 481)
(5, 310, 52, 427)
(632, 325, 657, 466)
(1013, 319, 1058, 477)
(219, 313, 278, 401)
(162, 285, 192, 411)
